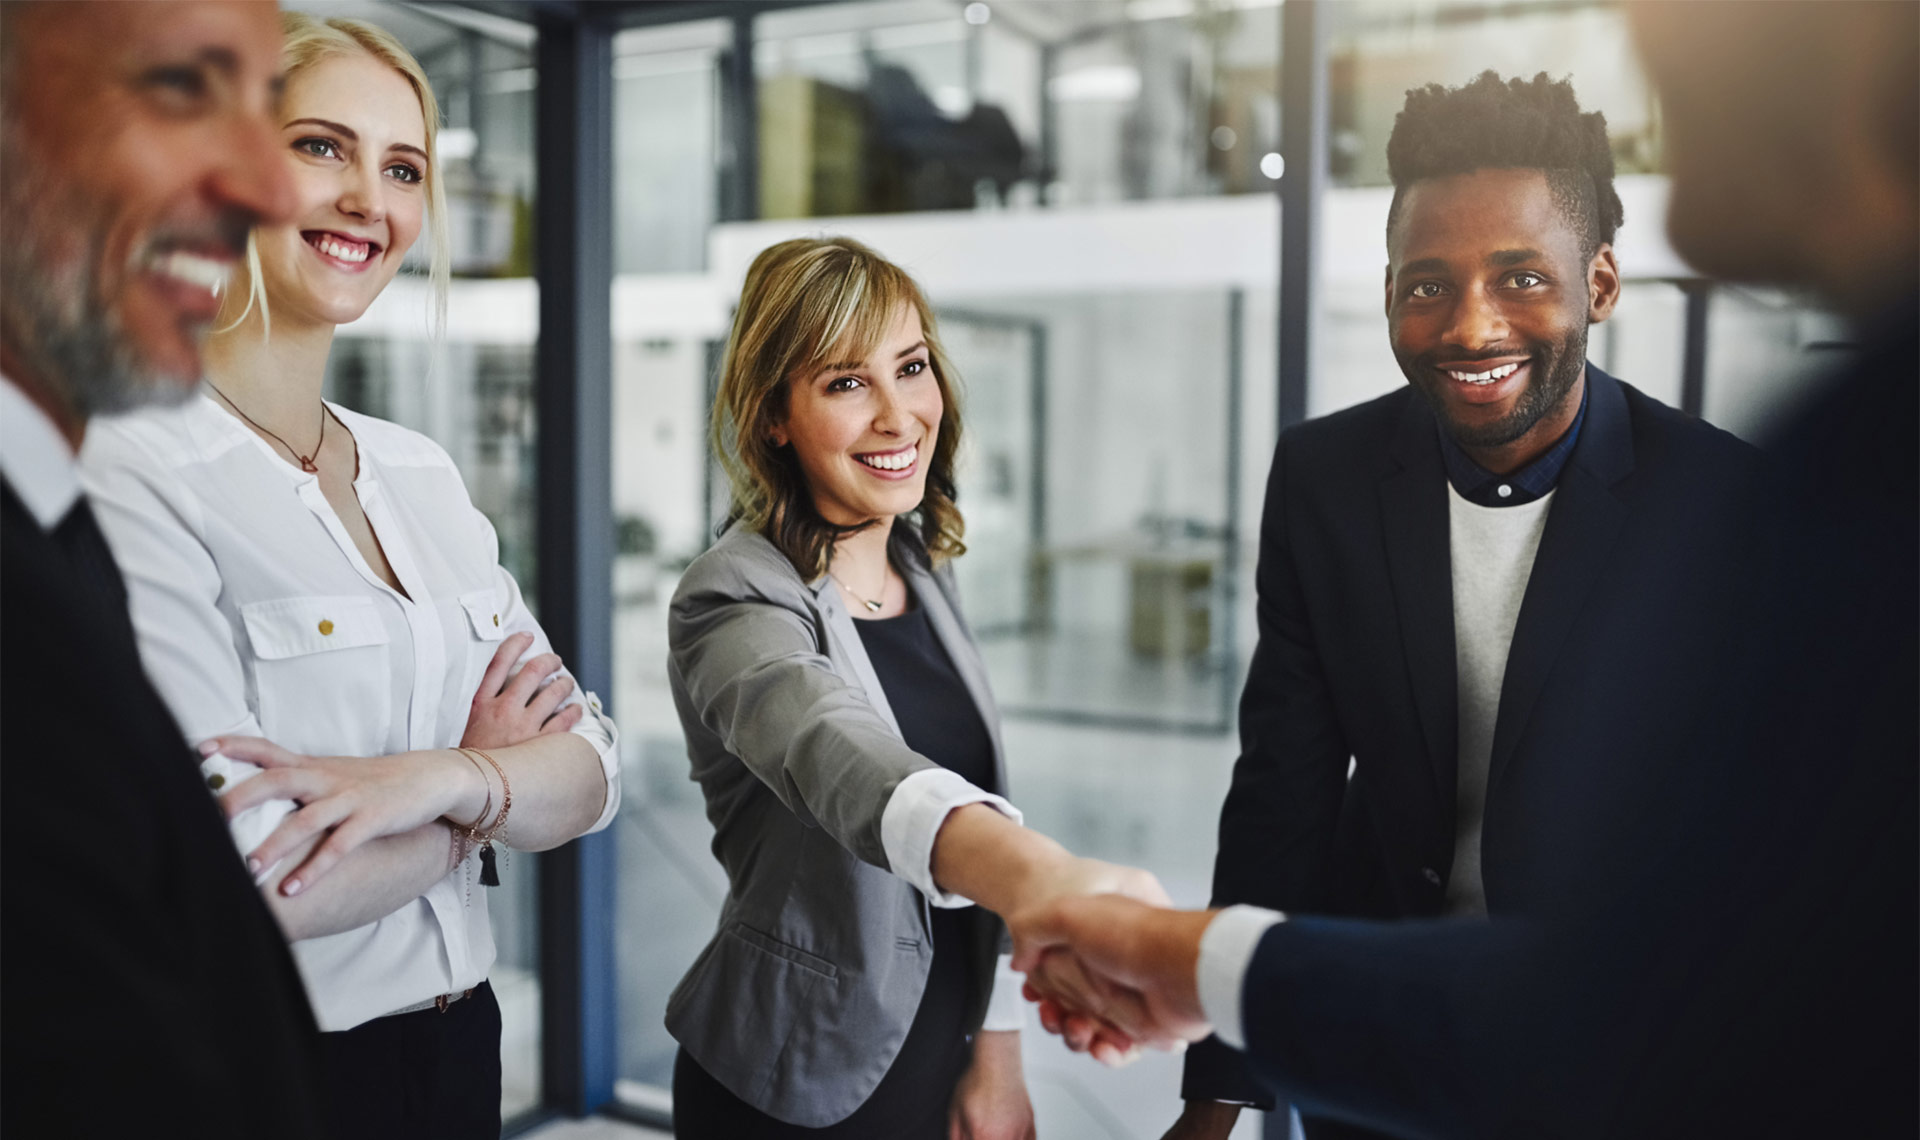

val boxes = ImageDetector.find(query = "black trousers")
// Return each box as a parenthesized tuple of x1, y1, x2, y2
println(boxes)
(317, 980, 502, 1140)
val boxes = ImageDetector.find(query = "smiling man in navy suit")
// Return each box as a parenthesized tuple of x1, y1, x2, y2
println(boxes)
(1162, 72, 1757, 1140)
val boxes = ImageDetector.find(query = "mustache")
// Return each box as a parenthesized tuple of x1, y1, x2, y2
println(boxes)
(1418, 347, 1539, 368)
(137, 210, 256, 264)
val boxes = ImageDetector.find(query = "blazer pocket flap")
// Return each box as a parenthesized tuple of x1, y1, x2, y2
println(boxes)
(242, 595, 389, 660)
(458, 590, 507, 642)
(727, 923, 839, 980)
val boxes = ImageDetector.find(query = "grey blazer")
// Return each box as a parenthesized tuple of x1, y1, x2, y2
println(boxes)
(663, 522, 1011, 1127)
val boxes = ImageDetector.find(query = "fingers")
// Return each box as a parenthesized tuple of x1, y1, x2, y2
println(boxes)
(503, 651, 563, 706)
(217, 764, 319, 817)
(540, 702, 585, 736)
(473, 632, 534, 702)
(199, 735, 301, 769)
(246, 797, 350, 875)
(280, 815, 375, 895)
(527, 672, 576, 724)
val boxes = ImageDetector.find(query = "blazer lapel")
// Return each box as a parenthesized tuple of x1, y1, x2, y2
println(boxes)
(811, 575, 905, 738)
(1380, 397, 1459, 807)
(1487, 365, 1634, 791)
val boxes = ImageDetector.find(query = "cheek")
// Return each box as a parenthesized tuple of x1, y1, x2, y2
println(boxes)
(388, 195, 426, 256)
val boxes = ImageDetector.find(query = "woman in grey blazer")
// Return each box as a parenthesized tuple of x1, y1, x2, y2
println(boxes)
(666, 237, 1165, 1138)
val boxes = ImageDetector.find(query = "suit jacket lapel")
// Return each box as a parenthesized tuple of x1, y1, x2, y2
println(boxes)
(1380, 396, 1459, 807)
(1488, 365, 1634, 791)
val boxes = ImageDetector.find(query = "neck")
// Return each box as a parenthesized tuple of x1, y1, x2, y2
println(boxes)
(830, 517, 895, 591)
(0, 347, 85, 453)
(1457, 368, 1586, 477)
(204, 305, 337, 439)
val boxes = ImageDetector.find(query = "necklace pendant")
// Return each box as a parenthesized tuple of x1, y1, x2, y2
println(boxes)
(298, 456, 319, 473)
(863, 599, 883, 613)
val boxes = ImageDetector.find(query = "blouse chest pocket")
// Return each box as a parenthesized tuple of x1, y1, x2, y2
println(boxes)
(451, 589, 508, 706)
(241, 595, 393, 758)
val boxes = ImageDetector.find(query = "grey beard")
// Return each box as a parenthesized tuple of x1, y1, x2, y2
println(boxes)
(0, 119, 201, 418)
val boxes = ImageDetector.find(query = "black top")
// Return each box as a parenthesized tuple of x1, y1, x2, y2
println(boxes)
(672, 594, 999, 1138)
(1, 485, 327, 1136)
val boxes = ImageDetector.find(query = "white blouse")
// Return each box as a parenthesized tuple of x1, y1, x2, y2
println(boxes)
(81, 393, 620, 1031)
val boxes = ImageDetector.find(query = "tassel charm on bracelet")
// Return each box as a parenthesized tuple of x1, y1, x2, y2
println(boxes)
(455, 746, 513, 891)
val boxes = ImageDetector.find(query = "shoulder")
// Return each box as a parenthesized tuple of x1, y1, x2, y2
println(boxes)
(1276, 386, 1415, 475)
(83, 395, 237, 476)
(326, 404, 458, 472)
(1615, 379, 1760, 484)
(672, 524, 818, 614)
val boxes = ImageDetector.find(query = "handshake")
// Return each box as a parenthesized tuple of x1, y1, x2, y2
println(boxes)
(1002, 857, 1222, 1066)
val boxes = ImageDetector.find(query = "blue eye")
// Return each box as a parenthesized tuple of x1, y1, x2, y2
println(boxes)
(295, 137, 341, 160)
(386, 163, 424, 185)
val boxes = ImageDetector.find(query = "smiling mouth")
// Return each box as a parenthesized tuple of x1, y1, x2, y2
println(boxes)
(855, 443, 918, 472)
(144, 249, 233, 296)
(303, 230, 379, 265)
(1445, 361, 1523, 386)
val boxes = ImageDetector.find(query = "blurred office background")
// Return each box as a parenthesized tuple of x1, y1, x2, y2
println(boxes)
(300, 0, 1843, 1135)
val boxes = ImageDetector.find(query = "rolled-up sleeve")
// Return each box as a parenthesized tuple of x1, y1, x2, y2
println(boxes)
(484, 546, 621, 833)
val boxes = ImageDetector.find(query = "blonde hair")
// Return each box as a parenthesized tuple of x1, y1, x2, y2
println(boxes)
(713, 237, 967, 579)
(220, 12, 449, 337)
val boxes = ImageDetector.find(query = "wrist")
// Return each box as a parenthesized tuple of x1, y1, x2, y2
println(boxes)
(438, 748, 491, 827)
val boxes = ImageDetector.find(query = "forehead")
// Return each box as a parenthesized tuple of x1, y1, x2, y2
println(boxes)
(813, 299, 922, 372)
(1390, 168, 1581, 267)
(18, 0, 281, 97)
(284, 51, 426, 146)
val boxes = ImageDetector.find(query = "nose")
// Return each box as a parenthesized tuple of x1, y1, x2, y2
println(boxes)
(212, 109, 297, 231)
(871, 380, 915, 435)
(1441, 283, 1510, 354)
(335, 157, 387, 225)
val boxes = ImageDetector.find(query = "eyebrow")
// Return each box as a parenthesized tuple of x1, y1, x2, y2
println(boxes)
(817, 342, 927, 376)
(1489, 248, 1545, 267)
(1400, 257, 1450, 276)
(283, 117, 429, 162)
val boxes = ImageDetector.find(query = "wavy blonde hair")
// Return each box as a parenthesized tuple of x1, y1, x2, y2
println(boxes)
(713, 237, 967, 580)
(219, 12, 449, 338)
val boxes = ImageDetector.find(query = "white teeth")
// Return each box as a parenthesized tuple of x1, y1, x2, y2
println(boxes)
(315, 236, 369, 264)
(857, 445, 917, 472)
(149, 250, 232, 294)
(1447, 362, 1521, 385)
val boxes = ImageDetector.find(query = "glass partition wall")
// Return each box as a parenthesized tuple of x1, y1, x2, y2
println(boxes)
(280, 1, 1852, 1135)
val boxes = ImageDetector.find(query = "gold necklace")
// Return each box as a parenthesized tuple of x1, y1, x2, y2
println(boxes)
(829, 564, 888, 613)
(208, 382, 326, 473)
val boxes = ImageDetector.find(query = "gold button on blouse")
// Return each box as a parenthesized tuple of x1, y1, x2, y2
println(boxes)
(492, 614, 500, 627)
(207, 774, 226, 790)
(318, 619, 335, 636)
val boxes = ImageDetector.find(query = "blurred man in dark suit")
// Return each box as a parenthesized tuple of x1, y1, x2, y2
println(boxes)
(0, 3, 325, 1134)
(1016, 3, 1916, 1136)
(1168, 71, 1756, 1140)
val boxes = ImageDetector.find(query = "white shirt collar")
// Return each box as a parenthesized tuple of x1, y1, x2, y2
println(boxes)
(0, 373, 81, 530)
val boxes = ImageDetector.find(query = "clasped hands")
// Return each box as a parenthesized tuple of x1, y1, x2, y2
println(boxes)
(1008, 889, 1221, 1065)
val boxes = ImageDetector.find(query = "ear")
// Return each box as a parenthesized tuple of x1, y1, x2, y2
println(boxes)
(1586, 243, 1622, 323)
(767, 425, 788, 448)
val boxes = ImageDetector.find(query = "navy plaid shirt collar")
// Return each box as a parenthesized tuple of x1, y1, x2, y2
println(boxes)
(1438, 374, 1589, 507)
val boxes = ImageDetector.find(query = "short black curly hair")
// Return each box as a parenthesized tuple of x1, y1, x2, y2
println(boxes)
(1385, 71, 1623, 261)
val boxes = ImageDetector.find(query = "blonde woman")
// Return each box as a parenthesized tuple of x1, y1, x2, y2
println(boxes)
(81, 15, 617, 1137)
(666, 236, 1166, 1138)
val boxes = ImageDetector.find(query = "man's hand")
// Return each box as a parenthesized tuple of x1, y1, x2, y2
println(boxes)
(463, 632, 581, 749)
(948, 1030, 1037, 1140)
(1159, 1100, 1244, 1140)
(1011, 895, 1219, 1050)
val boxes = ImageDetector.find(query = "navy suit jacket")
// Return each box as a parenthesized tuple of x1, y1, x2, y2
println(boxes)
(1229, 320, 1917, 1137)
(1184, 366, 1761, 1126)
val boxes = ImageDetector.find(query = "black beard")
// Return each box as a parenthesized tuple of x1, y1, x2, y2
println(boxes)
(1405, 328, 1587, 451)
